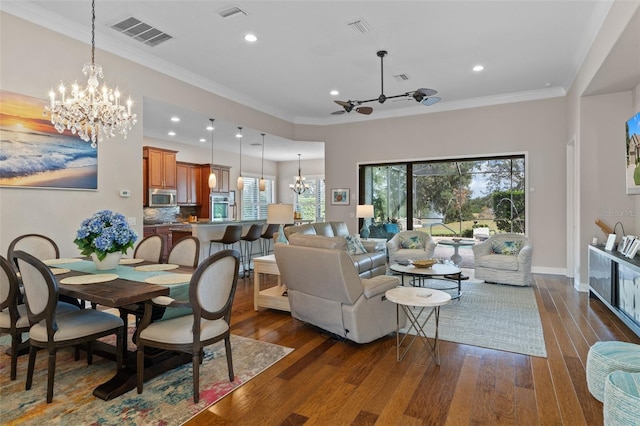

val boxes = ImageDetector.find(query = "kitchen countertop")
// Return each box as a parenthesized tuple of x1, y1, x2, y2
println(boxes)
(144, 219, 266, 227)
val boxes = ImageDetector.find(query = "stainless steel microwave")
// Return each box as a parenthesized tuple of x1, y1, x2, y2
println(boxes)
(148, 189, 177, 207)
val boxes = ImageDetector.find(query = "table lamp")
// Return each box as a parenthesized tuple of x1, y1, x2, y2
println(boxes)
(356, 204, 374, 239)
(267, 203, 293, 244)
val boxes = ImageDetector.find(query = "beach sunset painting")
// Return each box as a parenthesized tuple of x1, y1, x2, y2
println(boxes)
(0, 89, 97, 190)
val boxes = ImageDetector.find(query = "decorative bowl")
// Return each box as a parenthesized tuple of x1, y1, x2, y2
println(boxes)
(412, 259, 437, 268)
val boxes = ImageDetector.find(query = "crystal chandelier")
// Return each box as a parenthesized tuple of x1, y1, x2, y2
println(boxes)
(290, 154, 310, 195)
(47, 0, 136, 148)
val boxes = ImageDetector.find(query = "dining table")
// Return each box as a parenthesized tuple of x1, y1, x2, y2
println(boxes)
(47, 257, 195, 401)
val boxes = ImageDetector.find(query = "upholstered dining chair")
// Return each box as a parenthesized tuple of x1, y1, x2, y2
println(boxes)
(13, 250, 124, 403)
(0, 255, 80, 381)
(133, 234, 165, 263)
(167, 236, 200, 268)
(7, 233, 82, 308)
(136, 249, 240, 403)
(7, 234, 59, 268)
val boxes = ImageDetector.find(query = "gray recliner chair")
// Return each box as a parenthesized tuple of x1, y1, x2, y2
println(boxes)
(275, 242, 403, 344)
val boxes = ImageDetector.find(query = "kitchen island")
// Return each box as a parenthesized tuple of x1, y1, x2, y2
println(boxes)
(188, 220, 267, 266)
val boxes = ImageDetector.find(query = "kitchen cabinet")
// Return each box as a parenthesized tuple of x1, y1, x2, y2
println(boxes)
(209, 165, 230, 193)
(176, 162, 202, 206)
(144, 146, 177, 190)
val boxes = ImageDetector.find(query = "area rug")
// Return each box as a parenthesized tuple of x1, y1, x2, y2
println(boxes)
(0, 334, 292, 425)
(400, 270, 547, 358)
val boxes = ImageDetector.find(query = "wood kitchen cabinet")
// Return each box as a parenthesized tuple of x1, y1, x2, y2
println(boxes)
(209, 165, 230, 193)
(176, 162, 202, 206)
(144, 146, 177, 189)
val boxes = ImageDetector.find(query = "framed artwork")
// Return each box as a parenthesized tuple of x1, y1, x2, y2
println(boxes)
(331, 188, 350, 205)
(0, 89, 98, 190)
(625, 111, 640, 194)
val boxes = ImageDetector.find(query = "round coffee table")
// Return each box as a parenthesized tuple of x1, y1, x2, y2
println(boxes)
(385, 286, 452, 364)
(390, 263, 462, 299)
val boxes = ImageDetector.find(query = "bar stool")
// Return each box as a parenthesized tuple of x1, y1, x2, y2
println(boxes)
(260, 223, 280, 255)
(209, 225, 243, 263)
(240, 224, 264, 277)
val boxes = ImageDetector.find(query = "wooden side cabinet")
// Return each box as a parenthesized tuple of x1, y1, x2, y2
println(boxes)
(144, 146, 177, 190)
(176, 162, 202, 206)
(588, 245, 640, 337)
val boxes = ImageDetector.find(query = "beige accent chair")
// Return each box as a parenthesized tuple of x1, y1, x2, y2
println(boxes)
(386, 230, 437, 264)
(275, 241, 403, 344)
(1, 255, 79, 380)
(14, 250, 124, 403)
(472, 233, 533, 286)
(167, 235, 200, 268)
(136, 249, 240, 403)
(133, 234, 165, 263)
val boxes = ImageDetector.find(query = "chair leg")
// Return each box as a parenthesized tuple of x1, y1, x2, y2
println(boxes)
(87, 341, 93, 365)
(136, 344, 144, 394)
(46, 348, 56, 403)
(26, 345, 37, 390)
(193, 351, 200, 403)
(225, 336, 234, 382)
(10, 333, 20, 380)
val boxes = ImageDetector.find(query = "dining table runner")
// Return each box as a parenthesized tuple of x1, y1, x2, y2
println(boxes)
(53, 260, 191, 320)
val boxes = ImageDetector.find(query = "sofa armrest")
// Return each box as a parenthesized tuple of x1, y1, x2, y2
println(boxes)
(362, 240, 384, 253)
(361, 275, 400, 299)
(518, 244, 533, 264)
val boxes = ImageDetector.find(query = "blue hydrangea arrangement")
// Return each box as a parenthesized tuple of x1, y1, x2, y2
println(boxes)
(74, 210, 137, 260)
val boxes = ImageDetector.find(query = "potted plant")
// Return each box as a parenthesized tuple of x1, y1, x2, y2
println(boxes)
(74, 210, 137, 270)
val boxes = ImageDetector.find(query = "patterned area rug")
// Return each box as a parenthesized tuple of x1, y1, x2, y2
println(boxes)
(0, 334, 292, 425)
(399, 269, 547, 357)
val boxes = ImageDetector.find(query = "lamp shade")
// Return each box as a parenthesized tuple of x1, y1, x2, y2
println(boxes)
(267, 204, 293, 224)
(356, 205, 374, 219)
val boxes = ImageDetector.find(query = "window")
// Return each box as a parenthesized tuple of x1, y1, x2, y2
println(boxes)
(360, 155, 525, 236)
(241, 176, 274, 220)
(294, 176, 325, 222)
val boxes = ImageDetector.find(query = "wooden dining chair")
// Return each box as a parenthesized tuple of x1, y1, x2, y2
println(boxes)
(133, 234, 165, 263)
(167, 236, 200, 268)
(14, 250, 124, 403)
(7, 234, 59, 268)
(136, 249, 240, 403)
(0, 255, 80, 381)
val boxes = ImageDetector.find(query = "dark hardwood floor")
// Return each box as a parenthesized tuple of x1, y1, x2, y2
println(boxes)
(185, 272, 640, 425)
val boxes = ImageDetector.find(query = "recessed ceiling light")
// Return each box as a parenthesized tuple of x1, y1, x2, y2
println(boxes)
(244, 34, 257, 42)
(199, 138, 206, 143)
(170, 116, 180, 122)
(206, 125, 214, 131)
(168, 131, 176, 136)
(330, 90, 339, 96)
(473, 65, 484, 72)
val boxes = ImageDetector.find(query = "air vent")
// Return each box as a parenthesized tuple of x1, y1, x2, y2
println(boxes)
(346, 18, 371, 34)
(111, 17, 172, 47)
(218, 6, 247, 19)
(394, 74, 409, 81)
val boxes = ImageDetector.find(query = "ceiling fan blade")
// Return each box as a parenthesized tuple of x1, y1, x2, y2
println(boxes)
(356, 106, 373, 115)
(331, 110, 346, 115)
(421, 96, 441, 106)
(415, 88, 438, 97)
(334, 100, 352, 107)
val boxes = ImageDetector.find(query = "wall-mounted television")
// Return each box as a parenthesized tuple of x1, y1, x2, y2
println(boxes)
(625, 111, 640, 195)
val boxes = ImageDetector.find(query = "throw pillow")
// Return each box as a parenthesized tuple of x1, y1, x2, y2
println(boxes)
(491, 240, 521, 255)
(345, 234, 367, 255)
(401, 235, 423, 249)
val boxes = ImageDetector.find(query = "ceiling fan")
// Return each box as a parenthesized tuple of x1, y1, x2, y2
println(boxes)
(331, 50, 441, 116)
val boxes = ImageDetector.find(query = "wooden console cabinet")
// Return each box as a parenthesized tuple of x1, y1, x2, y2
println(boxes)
(588, 245, 640, 337)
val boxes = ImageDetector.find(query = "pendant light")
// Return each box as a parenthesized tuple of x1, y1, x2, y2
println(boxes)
(259, 133, 266, 191)
(236, 127, 244, 190)
(207, 118, 217, 189)
(290, 154, 310, 194)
